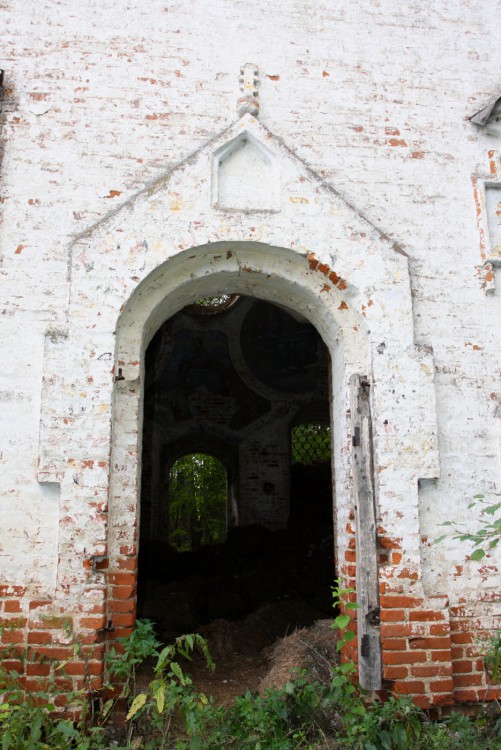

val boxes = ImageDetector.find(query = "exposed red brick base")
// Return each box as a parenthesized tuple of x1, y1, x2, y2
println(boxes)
(2, 563, 499, 708)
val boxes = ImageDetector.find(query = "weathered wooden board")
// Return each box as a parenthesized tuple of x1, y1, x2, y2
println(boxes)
(350, 374, 382, 691)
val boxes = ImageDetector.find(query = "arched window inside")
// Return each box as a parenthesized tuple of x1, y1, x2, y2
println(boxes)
(167, 453, 227, 552)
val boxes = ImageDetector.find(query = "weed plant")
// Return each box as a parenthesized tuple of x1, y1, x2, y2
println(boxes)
(0, 585, 500, 749)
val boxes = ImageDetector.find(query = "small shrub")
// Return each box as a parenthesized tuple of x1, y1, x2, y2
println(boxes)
(434, 492, 501, 562)
(1, 616, 500, 749)
(435, 492, 501, 687)
(0, 658, 106, 749)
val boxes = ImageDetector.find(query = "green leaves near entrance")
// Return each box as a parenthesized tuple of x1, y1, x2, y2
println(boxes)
(1, 617, 501, 749)
(434, 492, 501, 562)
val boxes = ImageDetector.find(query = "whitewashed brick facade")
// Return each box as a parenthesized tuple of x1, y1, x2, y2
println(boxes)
(0, 0, 500, 704)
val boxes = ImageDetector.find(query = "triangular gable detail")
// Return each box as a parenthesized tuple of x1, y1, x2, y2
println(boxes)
(75, 113, 406, 260)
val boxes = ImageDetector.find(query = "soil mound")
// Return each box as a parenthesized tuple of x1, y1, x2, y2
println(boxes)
(259, 619, 338, 693)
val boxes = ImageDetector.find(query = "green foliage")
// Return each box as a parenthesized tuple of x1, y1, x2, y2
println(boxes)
(168, 453, 227, 551)
(349, 695, 428, 750)
(434, 492, 501, 562)
(483, 631, 501, 684)
(106, 617, 161, 689)
(331, 580, 358, 657)
(1, 616, 500, 749)
(185, 676, 337, 749)
(434, 492, 501, 686)
(172, 677, 501, 750)
(443, 708, 501, 750)
(105, 622, 215, 748)
(0, 652, 106, 749)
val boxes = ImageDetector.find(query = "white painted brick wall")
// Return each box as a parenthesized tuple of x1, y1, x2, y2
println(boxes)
(0, 0, 499, 611)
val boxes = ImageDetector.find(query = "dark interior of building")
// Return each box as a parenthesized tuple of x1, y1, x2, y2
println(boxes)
(137, 295, 336, 657)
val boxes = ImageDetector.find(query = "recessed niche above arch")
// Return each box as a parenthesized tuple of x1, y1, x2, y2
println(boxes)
(212, 130, 280, 212)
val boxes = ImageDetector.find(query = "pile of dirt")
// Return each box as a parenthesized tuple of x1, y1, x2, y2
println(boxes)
(182, 607, 337, 705)
(259, 619, 339, 693)
(198, 600, 327, 657)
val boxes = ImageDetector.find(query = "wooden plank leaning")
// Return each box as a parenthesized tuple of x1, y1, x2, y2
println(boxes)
(350, 374, 382, 690)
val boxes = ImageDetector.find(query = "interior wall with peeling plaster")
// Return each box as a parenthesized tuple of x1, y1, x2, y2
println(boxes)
(0, 0, 500, 700)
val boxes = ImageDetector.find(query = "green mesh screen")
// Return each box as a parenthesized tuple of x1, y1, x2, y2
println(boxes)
(291, 423, 331, 465)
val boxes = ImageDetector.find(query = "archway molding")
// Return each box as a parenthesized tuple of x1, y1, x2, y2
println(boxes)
(36, 114, 440, 671)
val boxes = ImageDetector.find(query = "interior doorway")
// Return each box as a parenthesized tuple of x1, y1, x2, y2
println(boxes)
(166, 453, 228, 553)
(136, 293, 336, 697)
